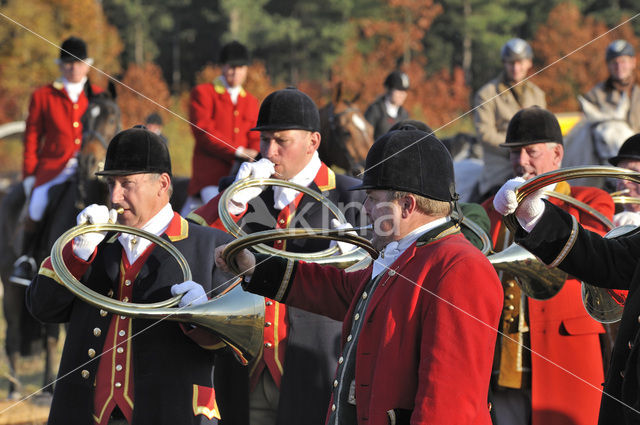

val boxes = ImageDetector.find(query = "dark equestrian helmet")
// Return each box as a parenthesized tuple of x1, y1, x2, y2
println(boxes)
(389, 119, 434, 134)
(96, 127, 171, 177)
(219, 41, 250, 66)
(384, 71, 410, 91)
(501, 38, 533, 62)
(606, 39, 635, 62)
(350, 129, 457, 202)
(500, 106, 563, 148)
(252, 87, 320, 133)
(60, 36, 89, 63)
(609, 134, 640, 166)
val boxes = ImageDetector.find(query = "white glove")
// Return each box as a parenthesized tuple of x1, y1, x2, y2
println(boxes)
(329, 218, 357, 254)
(493, 177, 545, 232)
(73, 204, 118, 260)
(227, 158, 276, 215)
(171, 280, 207, 308)
(613, 211, 640, 227)
(23, 176, 36, 197)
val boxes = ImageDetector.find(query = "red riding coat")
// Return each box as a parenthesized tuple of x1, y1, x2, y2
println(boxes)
(245, 224, 503, 425)
(188, 78, 260, 195)
(24, 81, 103, 186)
(483, 182, 613, 425)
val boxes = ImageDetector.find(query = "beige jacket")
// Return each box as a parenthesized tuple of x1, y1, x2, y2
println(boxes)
(473, 74, 546, 196)
(583, 78, 640, 132)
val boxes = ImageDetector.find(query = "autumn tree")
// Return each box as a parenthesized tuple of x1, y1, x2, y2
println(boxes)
(118, 62, 171, 128)
(530, 2, 640, 112)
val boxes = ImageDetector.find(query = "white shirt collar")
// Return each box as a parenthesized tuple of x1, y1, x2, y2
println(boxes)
(273, 151, 322, 210)
(384, 97, 400, 118)
(118, 203, 174, 265)
(62, 76, 87, 103)
(221, 75, 242, 105)
(371, 216, 451, 278)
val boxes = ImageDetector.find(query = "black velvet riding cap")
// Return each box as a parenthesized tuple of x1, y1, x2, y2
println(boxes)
(252, 87, 320, 133)
(96, 127, 172, 177)
(609, 134, 640, 166)
(500, 106, 563, 148)
(384, 70, 410, 91)
(350, 129, 457, 202)
(60, 36, 88, 62)
(219, 41, 250, 66)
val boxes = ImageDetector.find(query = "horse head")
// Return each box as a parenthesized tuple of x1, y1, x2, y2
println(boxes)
(76, 87, 121, 208)
(578, 93, 634, 162)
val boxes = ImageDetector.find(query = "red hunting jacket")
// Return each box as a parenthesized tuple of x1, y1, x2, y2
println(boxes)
(24, 81, 103, 186)
(245, 223, 503, 425)
(188, 78, 260, 194)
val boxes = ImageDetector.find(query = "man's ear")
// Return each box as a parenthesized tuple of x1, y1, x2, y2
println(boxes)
(401, 194, 418, 217)
(308, 131, 321, 153)
(159, 173, 172, 195)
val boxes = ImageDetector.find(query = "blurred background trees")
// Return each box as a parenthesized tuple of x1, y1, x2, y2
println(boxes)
(0, 0, 638, 175)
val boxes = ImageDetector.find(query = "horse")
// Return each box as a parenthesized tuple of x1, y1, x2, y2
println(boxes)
(318, 85, 374, 176)
(0, 88, 120, 399)
(563, 93, 635, 189)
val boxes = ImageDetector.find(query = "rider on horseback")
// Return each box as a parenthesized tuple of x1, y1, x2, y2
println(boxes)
(11, 36, 103, 285)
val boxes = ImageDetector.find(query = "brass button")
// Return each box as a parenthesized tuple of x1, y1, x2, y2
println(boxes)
(100, 309, 107, 317)
(279, 219, 285, 224)
(506, 294, 515, 300)
(266, 301, 273, 306)
(264, 322, 272, 327)
(125, 280, 132, 286)
(108, 290, 114, 297)
(120, 316, 126, 320)
(505, 305, 515, 311)
(362, 292, 368, 300)
(122, 297, 129, 303)
(73, 121, 79, 128)
(264, 342, 272, 348)
(333, 379, 338, 387)
(88, 349, 96, 358)
(81, 370, 90, 379)
(347, 335, 352, 342)
(233, 110, 239, 116)
(276, 240, 282, 244)
(74, 138, 81, 145)
(388, 270, 396, 276)
(73, 104, 79, 110)
(507, 282, 515, 288)
(118, 330, 126, 337)
(117, 347, 124, 354)
(506, 317, 515, 323)
(93, 328, 102, 337)
(331, 404, 336, 412)
(234, 127, 239, 134)
(354, 313, 360, 321)
(338, 356, 344, 364)
(115, 382, 122, 388)
(116, 364, 123, 371)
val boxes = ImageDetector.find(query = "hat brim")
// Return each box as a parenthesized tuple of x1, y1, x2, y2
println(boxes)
(609, 154, 640, 166)
(95, 169, 171, 177)
(499, 139, 562, 148)
(250, 124, 319, 132)
(223, 60, 249, 67)
(56, 57, 94, 65)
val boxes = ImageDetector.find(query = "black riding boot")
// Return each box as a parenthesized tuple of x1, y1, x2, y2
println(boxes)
(10, 218, 40, 286)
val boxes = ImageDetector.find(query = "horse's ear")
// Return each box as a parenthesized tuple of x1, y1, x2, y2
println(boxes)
(578, 95, 604, 121)
(350, 92, 361, 104)
(333, 82, 342, 105)
(107, 80, 117, 100)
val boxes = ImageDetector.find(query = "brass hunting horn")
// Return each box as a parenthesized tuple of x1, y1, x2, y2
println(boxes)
(50, 223, 265, 361)
(503, 165, 640, 322)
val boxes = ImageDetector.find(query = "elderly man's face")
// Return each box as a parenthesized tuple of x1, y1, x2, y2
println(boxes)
(509, 142, 563, 179)
(363, 190, 403, 251)
(608, 55, 636, 83)
(108, 173, 170, 228)
(504, 58, 532, 83)
(59, 60, 90, 83)
(616, 159, 640, 212)
(260, 129, 320, 180)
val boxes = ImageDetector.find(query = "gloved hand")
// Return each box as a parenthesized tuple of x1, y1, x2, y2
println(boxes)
(73, 204, 118, 260)
(613, 211, 640, 227)
(22, 175, 36, 197)
(228, 158, 276, 215)
(171, 280, 208, 308)
(493, 177, 545, 232)
(329, 218, 357, 254)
